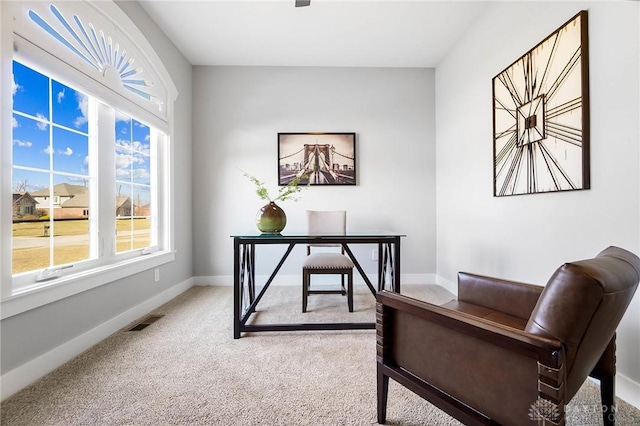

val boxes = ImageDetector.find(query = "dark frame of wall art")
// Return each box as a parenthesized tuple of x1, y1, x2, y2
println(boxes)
(278, 133, 356, 186)
(492, 10, 590, 197)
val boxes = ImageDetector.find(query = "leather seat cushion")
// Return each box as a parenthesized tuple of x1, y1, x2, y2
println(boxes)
(441, 300, 529, 330)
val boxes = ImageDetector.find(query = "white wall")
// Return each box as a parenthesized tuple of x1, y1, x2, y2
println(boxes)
(436, 1, 640, 402)
(192, 66, 436, 285)
(0, 0, 193, 391)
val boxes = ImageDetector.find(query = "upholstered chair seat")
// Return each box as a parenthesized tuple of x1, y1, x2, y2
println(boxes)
(303, 253, 355, 269)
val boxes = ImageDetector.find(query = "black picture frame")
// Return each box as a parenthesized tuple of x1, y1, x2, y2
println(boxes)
(492, 11, 590, 197)
(278, 133, 356, 186)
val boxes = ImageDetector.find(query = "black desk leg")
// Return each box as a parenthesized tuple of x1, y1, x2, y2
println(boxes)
(378, 242, 384, 291)
(235, 242, 257, 338)
(233, 239, 241, 339)
(247, 243, 256, 311)
(378, 239, 400, 293)
(393, 237, 401, 293)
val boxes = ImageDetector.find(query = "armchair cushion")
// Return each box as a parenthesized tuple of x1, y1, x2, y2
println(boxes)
(441, 300, 530, 330)
(457, 272, 544, 320)
(442, 272, 545, 330)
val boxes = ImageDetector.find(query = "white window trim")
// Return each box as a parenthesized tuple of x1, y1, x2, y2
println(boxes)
(1, 0, 178, 319)
(1, 251, 175, 320)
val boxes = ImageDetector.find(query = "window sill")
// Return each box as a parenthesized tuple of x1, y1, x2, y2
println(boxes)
(1, 250, 175, 320)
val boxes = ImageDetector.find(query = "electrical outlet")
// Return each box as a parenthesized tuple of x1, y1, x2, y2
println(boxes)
(371, 249, 378, 261)
(154, 268, 160, 282)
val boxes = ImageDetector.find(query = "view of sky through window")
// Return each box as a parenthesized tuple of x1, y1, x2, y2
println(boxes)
(12, 61, 89, 193)
(12, 60, 155, 274)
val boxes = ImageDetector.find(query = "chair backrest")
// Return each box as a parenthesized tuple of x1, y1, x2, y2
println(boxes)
(524, 246, 640, 398)
(306, 210, 346, 248)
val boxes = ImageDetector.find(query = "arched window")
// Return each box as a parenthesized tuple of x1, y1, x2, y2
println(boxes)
(1, 1, 177, 316)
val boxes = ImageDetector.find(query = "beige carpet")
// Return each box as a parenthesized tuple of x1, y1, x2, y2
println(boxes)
(2, 285, 640, 425)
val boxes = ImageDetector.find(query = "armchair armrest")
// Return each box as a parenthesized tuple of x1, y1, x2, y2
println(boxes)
(457, 272, 544, 320)
(376, 291, 566, 425)
(378, 290, 560, 355)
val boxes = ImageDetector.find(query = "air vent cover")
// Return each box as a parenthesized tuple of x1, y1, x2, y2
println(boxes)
(127, 314, 164, 331)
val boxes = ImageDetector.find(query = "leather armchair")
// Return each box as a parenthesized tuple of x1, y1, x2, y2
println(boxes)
(376, 246, 640, 425)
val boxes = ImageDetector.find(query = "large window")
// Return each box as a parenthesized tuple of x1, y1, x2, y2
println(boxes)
(12, 61, 93, 275)
(12, 60, 163, 280)
(2, 1, 177, 316)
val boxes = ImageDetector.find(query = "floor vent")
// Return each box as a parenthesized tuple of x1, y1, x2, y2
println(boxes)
(127, 314, 164, 331)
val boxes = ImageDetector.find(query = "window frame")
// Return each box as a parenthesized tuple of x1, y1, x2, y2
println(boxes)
(1, 0, 177, 319)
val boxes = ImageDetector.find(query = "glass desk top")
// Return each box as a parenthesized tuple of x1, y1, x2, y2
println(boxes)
(231, 231, 406, 239)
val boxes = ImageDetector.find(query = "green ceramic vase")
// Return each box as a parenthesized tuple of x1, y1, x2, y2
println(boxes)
(256, 201, 286, 234)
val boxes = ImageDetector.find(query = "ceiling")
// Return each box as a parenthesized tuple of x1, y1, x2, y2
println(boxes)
(138, 0, 489, 68)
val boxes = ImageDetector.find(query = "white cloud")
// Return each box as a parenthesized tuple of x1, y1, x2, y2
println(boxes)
(59, 147, 73, 156)
(73, 93, 88, 128)
(116, 152, 132, 169)
(132, 168, 150, 180)
(12, 116, 18, 128)
(132, 155, 146, 165)
(116, 168, 131, 179)
(116, 153, 147, 179)
(116, 139, 130, 149)
(12, 76, 21, 96)
(115, 111, 131, 123)
(131, 141, 146, 151)
(35, 113, 48, 131)
(43, 146, 53, 155)
(13, 139, 33, 148)
(57, 88, 65, 103)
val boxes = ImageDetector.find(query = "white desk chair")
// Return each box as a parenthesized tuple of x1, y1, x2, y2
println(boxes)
(302, 210, 354, 312)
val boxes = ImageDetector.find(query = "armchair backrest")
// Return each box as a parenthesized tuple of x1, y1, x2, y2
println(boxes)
(524, 246, 640, 398)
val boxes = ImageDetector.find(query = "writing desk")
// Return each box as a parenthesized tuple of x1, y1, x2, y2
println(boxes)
(232, 232, 404, 338)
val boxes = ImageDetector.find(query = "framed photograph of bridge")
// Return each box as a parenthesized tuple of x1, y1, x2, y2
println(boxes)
(278, 133, 356, 186)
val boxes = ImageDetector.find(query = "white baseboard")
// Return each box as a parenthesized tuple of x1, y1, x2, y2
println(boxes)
(0, 278, 194, 402)
(617, 372, 640, 409)
(435, 275, 457, 295)
(193, 273, 437, 287)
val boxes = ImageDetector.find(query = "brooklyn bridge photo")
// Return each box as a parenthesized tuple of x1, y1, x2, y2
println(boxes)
(278, 133, 356, 186)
